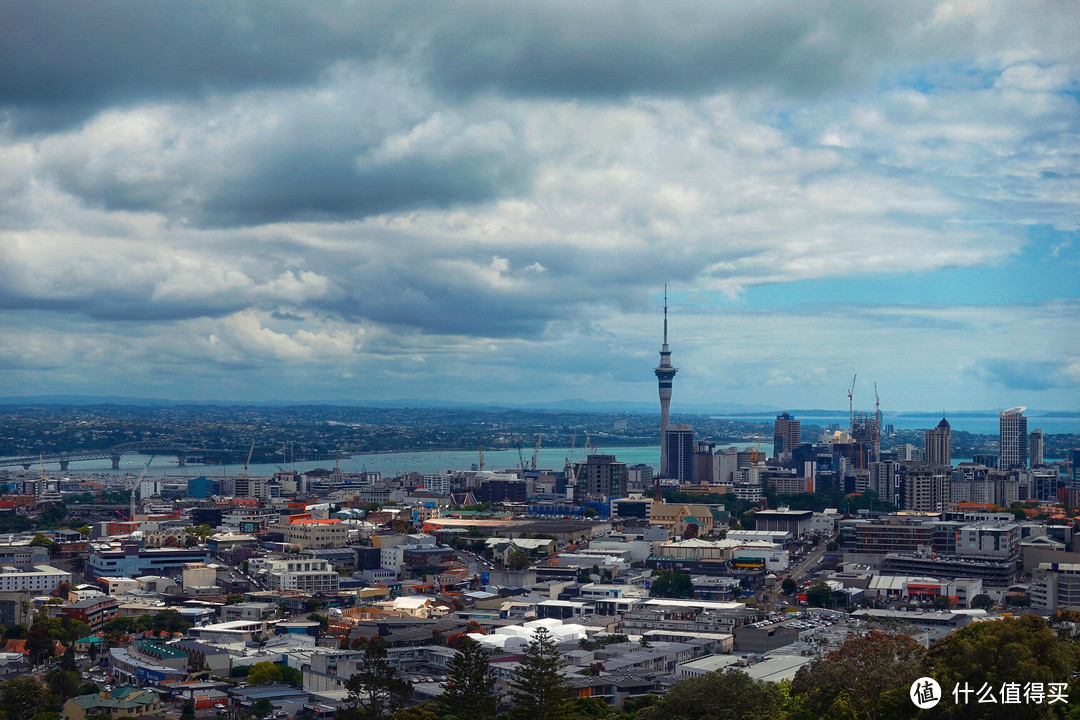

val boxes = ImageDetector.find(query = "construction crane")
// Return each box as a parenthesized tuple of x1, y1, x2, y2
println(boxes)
(238, 440, 256, 479)
(847, 373, 857, 432)
(874, 382, 881, 427)
(477, 441, 484, 471)
(129, 455, 155, 521)
(751, 433, 765, 465)
(531, 434, 542, 470)
(515, 440, 527, 473)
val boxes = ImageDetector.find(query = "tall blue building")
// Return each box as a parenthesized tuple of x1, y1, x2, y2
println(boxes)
(187, 476, 214, 499)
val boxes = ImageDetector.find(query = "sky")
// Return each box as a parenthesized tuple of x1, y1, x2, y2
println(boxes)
(0, 1, 1077, 412)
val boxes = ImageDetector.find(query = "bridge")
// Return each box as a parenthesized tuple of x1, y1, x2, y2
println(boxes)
(0, 441, 234, 471)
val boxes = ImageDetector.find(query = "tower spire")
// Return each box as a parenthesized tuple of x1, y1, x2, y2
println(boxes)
(663, 284, 668, 348)
(655, 285, 678, 478)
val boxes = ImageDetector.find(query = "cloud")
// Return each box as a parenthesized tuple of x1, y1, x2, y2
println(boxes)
(975, 358, 1080, 392)
(0, 3, 1077, 410)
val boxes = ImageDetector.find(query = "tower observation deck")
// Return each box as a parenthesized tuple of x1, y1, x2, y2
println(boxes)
(655, 287, 678, 477)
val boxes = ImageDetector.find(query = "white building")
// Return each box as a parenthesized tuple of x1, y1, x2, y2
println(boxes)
(0, 564, 71, 593)
(251, 557, 339, 592)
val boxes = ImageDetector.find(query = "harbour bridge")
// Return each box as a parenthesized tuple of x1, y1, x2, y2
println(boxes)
(0, 441, 234, 471)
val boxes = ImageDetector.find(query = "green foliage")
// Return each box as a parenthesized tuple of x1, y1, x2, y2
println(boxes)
(924, 615, 1076, 719)
(45, 669, 81, 701)
(29, 534, 52, 546)
(791, 630, 925, 720)
(308, 612, 330, 634)
(506, 549, 532, 570)
(344, 642, 413, 720)
(436, 637, 497, 720)
(649, 570, 694, 599)
(969, 594, 995, 610)
(26, 625, 56, 664)
(185, 524, 215, 543)
(781, 578, 798, 595)
(507, 627, 571, 720)
(390, 707, 439, 720)
(637, 669, 784, 720)
(250, 698, 274, 720)
(2, 677, 47, 720)
(225, 593, 245, 605)
(805, 582, 834, 608)
(932, 595, 954, 610)
(246, 661, 284, 686)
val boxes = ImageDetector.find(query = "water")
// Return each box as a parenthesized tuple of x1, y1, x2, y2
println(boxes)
(9, 442, 775, 478)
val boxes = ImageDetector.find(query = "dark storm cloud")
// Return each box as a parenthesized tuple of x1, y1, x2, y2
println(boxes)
(0, 1, 395, 130)
(1, 1, 950, 132)
(425, 2, 931, 99)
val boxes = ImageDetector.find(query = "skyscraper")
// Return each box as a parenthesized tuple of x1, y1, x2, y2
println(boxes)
(664, 424, 694, 484)
(1000, 407, 1029, 470)
(654, 287, 678, 477)
(924, 417, 951, 466)
(1029, 429, 1044, 466)
(773, 412, 801, 457)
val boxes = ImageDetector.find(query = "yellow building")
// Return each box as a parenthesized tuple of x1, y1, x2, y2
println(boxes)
(648, 503, 715, 536)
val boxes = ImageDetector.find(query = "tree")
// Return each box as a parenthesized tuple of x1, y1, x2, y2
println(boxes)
(649, 570, 694, 599)
(308, 612, 330, 635)
(246, 661, 284, 686)
(507, 627, 571, 720)
(636, 669, 784, 720)
(2, 677, 47, 720)
(1006, 593, 1032, 607)
(185, 524, 215, 542)
(249, 698, 274, 720)
(45, 669, 82, 700)
(781, 578, 798, 595)
(932, 595, 954, 610)
(791, 630, 925, 720)
(180, 700, 195, 720)
(58, 645, 78, 671)
(225, 593, 245, 605)
(969, 593, 995, 610)
(436, 637, 497, 720)
(26, 626, 55, 664)
(29, 534, 52, 547)
(344, 642, 413, 720)
(805, 581, 833, 608)
(924, 615, 1075, 719)
(506, 550, 532, 571)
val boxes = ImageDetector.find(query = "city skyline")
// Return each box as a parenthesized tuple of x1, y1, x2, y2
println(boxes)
(0, 3, 1077, 411)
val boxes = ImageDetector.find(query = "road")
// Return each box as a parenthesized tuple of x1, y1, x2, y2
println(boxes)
(789, 542, 828, 584)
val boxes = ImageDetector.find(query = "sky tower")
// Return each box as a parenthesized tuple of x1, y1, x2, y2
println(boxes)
(655, 286, 678, 477)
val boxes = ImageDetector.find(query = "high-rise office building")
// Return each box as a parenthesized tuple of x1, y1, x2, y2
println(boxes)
(663, 425, 694, 484)
(573, 454, 629, 498)
(1000, 407, 1029, 470)
(773, 412, 801, 458)
(1029, 429, 1044, 467)
(654, 288, 678, 477)
(924, 417, 952, 466)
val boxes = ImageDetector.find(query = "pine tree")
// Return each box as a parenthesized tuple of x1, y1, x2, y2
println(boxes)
(438, 637, 497, 720)
(344, 641, 413, 720)
(508, 627, 571, 720)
